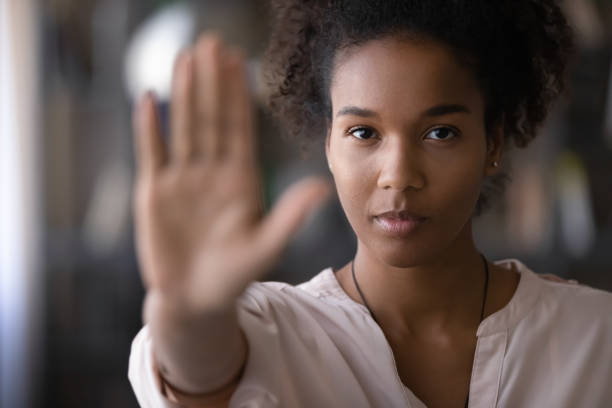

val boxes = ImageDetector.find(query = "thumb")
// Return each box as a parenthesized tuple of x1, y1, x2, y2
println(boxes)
(255, 177, 331, 259)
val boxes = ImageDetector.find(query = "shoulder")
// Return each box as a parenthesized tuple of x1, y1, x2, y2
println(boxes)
(495, 261, 612, 406)
(498, 258, 612, 316)
(236, 267, 367, 344)
(483, 259, 612, 340)
(492, 259, 612, 388)
(535, 270, 612, 320)
(238, 267, 349, 313)
(499, 259, 612, 337)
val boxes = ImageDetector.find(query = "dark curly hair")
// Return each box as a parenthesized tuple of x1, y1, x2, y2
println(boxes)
(264, 0, 574, 213)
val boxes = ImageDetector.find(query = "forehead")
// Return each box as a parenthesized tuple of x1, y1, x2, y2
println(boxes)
(330, 36, 484, 117)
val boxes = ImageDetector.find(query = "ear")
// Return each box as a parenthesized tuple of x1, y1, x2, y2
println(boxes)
(485, 119, 504, 176)
(325, 127, 333, 174)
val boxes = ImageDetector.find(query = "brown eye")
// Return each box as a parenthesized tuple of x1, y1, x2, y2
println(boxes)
(349, 127, 375, 140)
(424, 127, 458, 141)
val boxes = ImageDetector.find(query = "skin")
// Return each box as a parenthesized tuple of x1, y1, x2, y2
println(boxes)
(325, 36, 519, 407)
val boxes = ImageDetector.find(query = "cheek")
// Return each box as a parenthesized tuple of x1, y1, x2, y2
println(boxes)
(332, 158, 372, 206)
(428, 152, 485, 218)
(329, 149, 376, 224)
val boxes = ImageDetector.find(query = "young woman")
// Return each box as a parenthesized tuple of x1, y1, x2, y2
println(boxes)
(128, 1, 612, 407)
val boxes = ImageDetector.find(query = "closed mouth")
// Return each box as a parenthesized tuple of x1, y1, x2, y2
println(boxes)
(372, 211, 429, 236)
(374, 210, 428, 221)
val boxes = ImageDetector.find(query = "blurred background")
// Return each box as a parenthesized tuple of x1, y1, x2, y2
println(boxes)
(0, 0, 611, 406)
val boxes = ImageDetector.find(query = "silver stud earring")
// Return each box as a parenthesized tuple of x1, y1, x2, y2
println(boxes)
(492, 161, 499, 168)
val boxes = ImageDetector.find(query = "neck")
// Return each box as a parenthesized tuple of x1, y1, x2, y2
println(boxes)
(352, 222, 486, 335)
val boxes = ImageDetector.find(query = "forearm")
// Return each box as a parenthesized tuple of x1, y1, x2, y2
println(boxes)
(144, 291, 248, 395)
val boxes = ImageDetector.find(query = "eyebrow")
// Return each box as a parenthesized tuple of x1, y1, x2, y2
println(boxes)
(335, 104, 471, 118)
(423, 104, 471, 117)
(336, 106, 380, 118)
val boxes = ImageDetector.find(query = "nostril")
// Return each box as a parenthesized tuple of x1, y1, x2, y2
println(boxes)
(378, 171, 425, 191)
(376, 148, 426, 191)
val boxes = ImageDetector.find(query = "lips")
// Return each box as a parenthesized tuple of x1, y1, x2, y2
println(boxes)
(373, 210, 428, 237)
(375, 210, 427, 220)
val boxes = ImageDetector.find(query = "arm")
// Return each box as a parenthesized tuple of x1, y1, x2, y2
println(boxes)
(131, 33, 329, 405)
(146, 294, 247, 397)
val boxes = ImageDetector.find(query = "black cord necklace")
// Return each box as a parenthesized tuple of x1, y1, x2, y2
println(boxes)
(350, 254, 489, 408)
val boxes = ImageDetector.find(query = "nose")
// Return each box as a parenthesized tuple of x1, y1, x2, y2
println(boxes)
(376, 139, 425, 191)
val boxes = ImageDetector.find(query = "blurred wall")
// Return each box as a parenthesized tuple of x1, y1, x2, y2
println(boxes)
(0, 1, 44, 407)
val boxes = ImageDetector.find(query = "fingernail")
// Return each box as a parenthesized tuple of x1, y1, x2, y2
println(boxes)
(139, 91, 157, 123)
(198, 33, 222, 54)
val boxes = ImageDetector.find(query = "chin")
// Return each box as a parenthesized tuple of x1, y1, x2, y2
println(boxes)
(359, 217, 469, 269)
(366, 237, 442, 268)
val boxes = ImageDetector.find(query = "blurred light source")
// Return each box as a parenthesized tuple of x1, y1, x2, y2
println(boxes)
(124, 2, 195, 101)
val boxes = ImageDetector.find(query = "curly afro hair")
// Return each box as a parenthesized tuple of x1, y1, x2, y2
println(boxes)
(264, 0, 574, 212)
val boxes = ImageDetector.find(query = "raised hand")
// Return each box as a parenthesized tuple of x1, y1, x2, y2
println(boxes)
(133, 34, 330, 314)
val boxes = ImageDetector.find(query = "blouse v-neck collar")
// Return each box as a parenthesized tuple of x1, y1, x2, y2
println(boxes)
(302, 259, 543, 407)
(309, 258, 543, 337)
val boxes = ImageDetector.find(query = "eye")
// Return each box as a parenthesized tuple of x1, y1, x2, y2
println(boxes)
(347, 126, 376, 140)
(424, 127, 459, 141)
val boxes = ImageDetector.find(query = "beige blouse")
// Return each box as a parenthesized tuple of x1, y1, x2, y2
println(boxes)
(129, 260, 612, 407)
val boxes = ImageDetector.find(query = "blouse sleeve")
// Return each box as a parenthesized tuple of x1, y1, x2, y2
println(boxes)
(128, 325, 182, 408)
(127, 283, 282, 408)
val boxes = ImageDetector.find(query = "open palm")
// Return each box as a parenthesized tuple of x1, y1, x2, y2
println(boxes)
(132, 34, 329, 312)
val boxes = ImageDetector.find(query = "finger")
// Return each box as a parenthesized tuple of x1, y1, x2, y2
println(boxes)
(225, 50, 255, 164)
(134, 91, 166, 175)
(255, 178, 331, 259)
(195, 34, 223, 159)
(169, 51, 195, 162)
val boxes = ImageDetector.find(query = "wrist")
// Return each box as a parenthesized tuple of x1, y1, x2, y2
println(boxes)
(144, 291, 246, 392)
(143, 289, 237, 328)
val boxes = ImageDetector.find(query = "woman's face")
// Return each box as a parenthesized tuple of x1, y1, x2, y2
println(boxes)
(326, 36, 500, 267)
